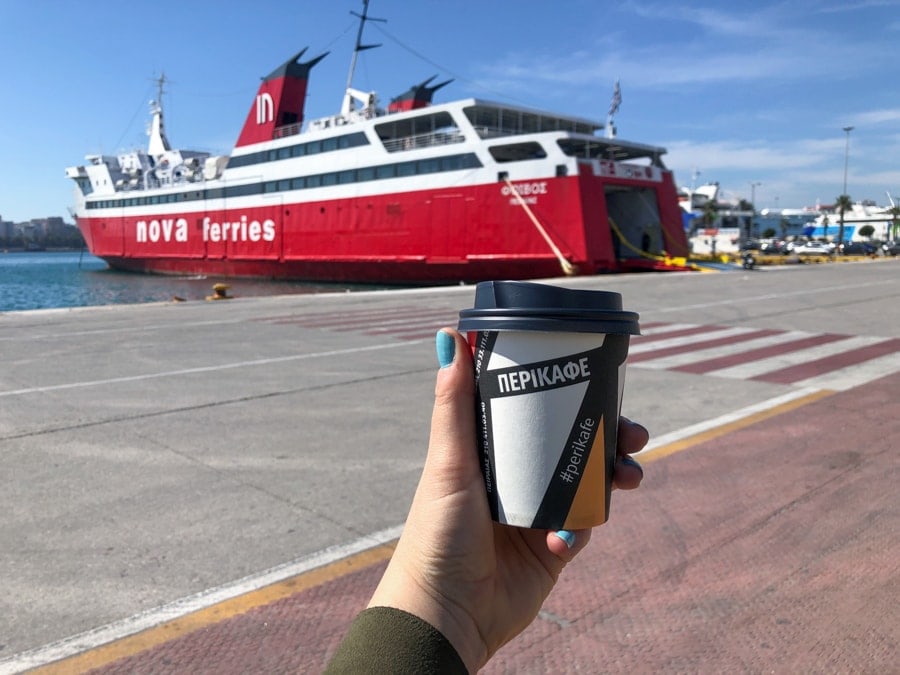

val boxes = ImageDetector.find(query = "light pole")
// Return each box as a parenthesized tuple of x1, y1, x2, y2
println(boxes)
(749, 181, 761, 242)
(839, 126, 854, 245)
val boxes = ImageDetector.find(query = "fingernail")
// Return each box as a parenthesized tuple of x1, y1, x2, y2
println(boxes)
(436, 330, 456, 368)
(621, 455, 644, 477)
(553, 530, 576, 549)
(621, 416, 649, 436)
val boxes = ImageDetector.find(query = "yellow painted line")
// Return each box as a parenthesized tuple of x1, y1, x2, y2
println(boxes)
(32, 387, 836, 673)
(637, 388, 834, 464)
(33, 543, 396, 674)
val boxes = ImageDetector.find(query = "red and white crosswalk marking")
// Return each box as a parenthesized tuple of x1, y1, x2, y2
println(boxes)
(259, 310, 899, 392)
(257, 305, 458, 341)
(630, 323, 900, 391)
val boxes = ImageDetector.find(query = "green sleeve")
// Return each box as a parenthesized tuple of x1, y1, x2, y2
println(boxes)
(325, 606, 469, 674)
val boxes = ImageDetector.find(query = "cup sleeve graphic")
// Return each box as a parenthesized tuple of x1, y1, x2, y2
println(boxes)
(472, 331, 630, 529)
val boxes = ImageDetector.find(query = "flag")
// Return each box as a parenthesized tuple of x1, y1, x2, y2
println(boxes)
(609, 80, 622, 117)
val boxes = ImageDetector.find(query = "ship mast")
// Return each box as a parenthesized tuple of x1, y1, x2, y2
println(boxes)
(341, 0, 384, 117)
(148, 73, 172, 156)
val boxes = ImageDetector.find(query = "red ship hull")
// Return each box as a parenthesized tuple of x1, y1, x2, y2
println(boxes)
(76, 173, 691, 283)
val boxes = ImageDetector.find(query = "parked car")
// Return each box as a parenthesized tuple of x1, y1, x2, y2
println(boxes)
(740, 239, 789, 255)
(739, 239, 763, 252)
(837, 241, 878, 256)
(796, 241, 835, 256)
(881, 240, 900, 256)
(760, 240, 790, 255)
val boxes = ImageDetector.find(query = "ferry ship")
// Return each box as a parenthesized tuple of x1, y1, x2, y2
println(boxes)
(66, 1, 690, 283)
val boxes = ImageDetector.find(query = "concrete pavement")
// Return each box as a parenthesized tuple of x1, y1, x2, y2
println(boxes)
(1, 259, 897, 673)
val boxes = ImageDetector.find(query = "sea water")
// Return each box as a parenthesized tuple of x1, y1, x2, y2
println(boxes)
(0, 251, 373, 313)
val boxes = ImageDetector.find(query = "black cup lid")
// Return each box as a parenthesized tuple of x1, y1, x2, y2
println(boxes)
(458, 281, 640, 335)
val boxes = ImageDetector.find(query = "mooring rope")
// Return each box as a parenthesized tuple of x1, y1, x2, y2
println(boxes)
(503, 177, 577, 276)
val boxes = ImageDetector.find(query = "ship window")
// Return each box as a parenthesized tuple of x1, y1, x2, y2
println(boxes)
(292, 177, 306, 189)
(520, 113, 540, 134)
(292, 144, 306, 157)
(376, 165, 395, 179)
(323, 138, 338, 152)
(264, 181, 278, 193)
(277, 147, 291, 160)
(226, 183, 262, 198)
(374, 112, 461, 153)
(306, 141, 321, 155)
(278, 179, 291, 191)
(338, 170, 355, 184)
(358, 166, 375, 182)
(397, 161, 417, 177)
(417, 158, 440, 174)
(321, 173, 338, 186)
(339, 133, 368, 149)
(307, 174, 322, 187)
(150, 195, 160, 204)
(75, 177, 93, 196)
(488, 142, 547, 163)
(464, 105, 600, 138)
(441, 156, 461, 171)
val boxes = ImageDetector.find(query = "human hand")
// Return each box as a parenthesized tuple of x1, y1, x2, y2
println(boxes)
(367, 328, 647, 672)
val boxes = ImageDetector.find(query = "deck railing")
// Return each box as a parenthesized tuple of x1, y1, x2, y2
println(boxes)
(381, 129, 466, 153)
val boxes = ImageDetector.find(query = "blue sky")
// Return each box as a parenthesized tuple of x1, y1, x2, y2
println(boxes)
(1, 0, 898, 223)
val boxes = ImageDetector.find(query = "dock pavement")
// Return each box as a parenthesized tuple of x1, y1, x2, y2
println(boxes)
(1, 259, 897, 673)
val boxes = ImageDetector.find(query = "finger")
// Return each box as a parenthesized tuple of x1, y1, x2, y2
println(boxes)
(546, 527, 593, 563)
(425, 329, 479, 487)
(617, 416, 649, 455)
(612, 454, 643, 490)
(612, 418, 647, 491)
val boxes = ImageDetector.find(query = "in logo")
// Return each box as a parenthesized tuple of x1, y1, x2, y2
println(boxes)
(256, 93, 274, 125)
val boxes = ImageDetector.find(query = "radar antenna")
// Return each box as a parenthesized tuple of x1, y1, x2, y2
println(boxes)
(342, 0, 385, 116)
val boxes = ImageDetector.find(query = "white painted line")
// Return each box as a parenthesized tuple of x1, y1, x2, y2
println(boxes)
(646, 278, 896, 315)
(791, 351, 900, 391)
(636, 322, 699, 336)
(0, 340, 424, 399)
(707, 335, 887, 380)
(634, 386, 824, 456)
(634, 330, 810, 370)
(629, 326, 756, 355)
(0, 525, 404, 675)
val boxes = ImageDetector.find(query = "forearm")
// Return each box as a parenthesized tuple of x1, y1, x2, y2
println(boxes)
(325, 606, 468, 674)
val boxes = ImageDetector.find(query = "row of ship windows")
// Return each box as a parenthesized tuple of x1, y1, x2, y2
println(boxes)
(227, 132, 370, 168)
(86, 153, 482, 210)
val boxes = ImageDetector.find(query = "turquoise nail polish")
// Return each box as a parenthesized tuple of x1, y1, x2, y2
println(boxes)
(621, 455, 644, 477)
(436, 330, 455, 368)
(554, 530, 576, 549)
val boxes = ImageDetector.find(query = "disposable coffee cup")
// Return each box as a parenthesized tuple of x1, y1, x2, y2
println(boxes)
(458, 281, 640, 530)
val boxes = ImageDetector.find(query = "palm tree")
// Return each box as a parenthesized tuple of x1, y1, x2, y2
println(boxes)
(701, 199, 718, 230)
(888, 206, 900, 241)
(835, 194, 853, 245)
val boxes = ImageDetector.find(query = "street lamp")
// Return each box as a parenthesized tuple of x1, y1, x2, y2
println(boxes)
(839, 126, 854, 245)
(749, 181, 761, 241)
